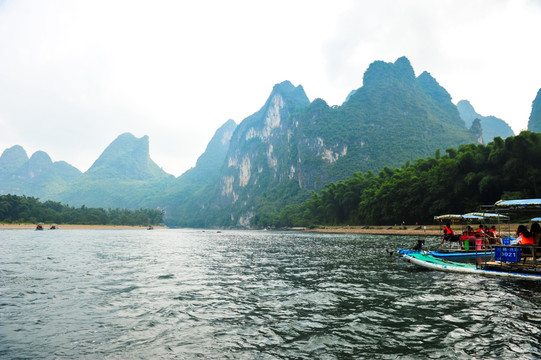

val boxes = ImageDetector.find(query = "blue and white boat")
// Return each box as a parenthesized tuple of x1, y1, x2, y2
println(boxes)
(400, 250, 541, 281)
(400, 199, 541, 280)
(430, 213, 506, 258)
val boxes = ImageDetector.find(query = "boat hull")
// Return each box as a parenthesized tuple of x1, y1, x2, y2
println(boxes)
(427, 250, 493, 258)
(400, 251, 541, 281)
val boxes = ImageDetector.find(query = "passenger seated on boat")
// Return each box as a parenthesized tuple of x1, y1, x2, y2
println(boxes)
(487, 226, 499, 244)
(516, 225, 535, 245)
(441, 223, 454, 244)
(441, 223, 461, 247)
(530, 222, 541, 245)
(475, 224, 485, 238)
(516, 225, 537, 264)
(461, 226, 474, 237)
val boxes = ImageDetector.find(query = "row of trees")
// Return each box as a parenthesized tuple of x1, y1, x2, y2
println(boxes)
(0, 194, 164, 225)
(279, 131, 541, 227)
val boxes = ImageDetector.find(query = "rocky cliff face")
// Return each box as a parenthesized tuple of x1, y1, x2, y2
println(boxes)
(217, 81, 309, 207)
(528, 89, 541, 132)
(159, 119, 237, 225)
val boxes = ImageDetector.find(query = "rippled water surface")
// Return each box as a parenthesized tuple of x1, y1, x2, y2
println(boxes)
(1, 229, 541, 359)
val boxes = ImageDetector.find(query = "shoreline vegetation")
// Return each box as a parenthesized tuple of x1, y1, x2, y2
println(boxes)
(0, 224, 167, 230)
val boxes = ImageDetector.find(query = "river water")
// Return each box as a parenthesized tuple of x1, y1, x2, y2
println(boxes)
(1, 229, 540, 359)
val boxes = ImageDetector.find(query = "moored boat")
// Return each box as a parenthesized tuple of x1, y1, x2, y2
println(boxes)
(400, 198, 541, 280)
(429, 213, 505, 258)
(400, 250, 541, 281)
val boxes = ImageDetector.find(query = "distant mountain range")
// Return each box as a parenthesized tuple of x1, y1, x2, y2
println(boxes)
(55, 133, 173, 209)
(0, 145, 81, 199)
(0, 56, 535, 227)
(457, 100, 514, 143)
(528, 88, 541, 132)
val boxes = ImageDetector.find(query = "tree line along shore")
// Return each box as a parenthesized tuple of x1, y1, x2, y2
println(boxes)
(0, 223, 167, 230)
(0, 194, 164, 227)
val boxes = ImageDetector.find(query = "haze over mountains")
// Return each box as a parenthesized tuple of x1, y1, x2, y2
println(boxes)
(456, 100, 515, 144)
(1, 56, 538, 227)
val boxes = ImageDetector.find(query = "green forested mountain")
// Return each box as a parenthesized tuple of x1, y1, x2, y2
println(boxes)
(528, 89, 541, 132)
(0, 145, 81, 199)
(457, 100, 514, 143)
(171, 57, 481, 228)
(290, 58, 479, 189)
(56, 133, 174, 209)
(162, 81, 313, 228)
(281, 131, 541, 227)
(86, 132, 171, 180)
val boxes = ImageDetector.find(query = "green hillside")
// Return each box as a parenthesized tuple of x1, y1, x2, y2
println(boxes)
(171, 58, 481, 227)
(57, 133, 174, 209)
(281, 131, 541, 227)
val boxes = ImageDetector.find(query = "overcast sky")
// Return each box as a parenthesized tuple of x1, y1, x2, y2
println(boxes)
(0, 0, 540, 176)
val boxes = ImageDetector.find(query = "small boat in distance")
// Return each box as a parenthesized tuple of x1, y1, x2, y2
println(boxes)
(35, 223, 44, 231)
(49, 224, 58, 230)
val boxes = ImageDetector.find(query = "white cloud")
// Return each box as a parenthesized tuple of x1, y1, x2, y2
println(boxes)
(0, 0, 539, 175)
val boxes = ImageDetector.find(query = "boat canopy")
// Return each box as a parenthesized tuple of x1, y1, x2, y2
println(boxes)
(531, 217, 541, 222)
(433, 214, 463, 221)
(463, 212, 509, 220)
(434, 213, 488, 222)
(494, 198, 541, 209)
(462, 214, 485, 220)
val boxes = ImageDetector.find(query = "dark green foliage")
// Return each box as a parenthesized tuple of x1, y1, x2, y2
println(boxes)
(0, 194, 164, 225)
(282, 131, 541, 226)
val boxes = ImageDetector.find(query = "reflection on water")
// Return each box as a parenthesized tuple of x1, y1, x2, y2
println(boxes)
(1, 229, 540, 359)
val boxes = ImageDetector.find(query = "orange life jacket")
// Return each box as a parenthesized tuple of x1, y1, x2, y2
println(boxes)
(518, 233, 535, 245)
(443, 226, 453, 236)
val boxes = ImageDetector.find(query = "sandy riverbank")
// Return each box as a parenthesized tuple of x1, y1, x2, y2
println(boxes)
(306, 225, 442, 236)
(0, 224, 167, 230)
(306, 223, 520, 236)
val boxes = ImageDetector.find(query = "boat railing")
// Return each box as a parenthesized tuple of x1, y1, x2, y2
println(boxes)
(438, 235, 495, 251)
(479, 243, 541, 272)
